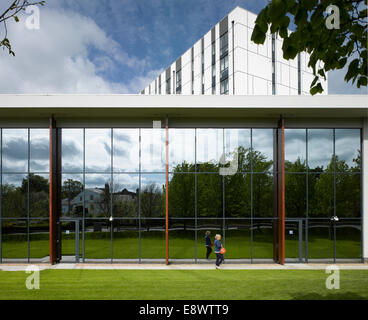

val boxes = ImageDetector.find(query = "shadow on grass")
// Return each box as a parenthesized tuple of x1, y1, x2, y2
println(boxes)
(291, 292, 366, 300)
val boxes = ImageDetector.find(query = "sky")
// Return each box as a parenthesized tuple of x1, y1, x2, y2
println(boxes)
(0, 0, 367, 94)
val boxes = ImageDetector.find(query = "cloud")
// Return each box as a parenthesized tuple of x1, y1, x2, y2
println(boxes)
(0, 6, 158, 93)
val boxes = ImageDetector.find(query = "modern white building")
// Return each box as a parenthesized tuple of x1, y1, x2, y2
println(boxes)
(141, 6, 328, 96)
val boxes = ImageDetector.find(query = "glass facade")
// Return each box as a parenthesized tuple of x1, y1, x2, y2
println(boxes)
(0, 126, 362, 263)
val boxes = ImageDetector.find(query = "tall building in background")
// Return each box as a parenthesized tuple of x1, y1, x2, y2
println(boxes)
(140, 6, 328, 96)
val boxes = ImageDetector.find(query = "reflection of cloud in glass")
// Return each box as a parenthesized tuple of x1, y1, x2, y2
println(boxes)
(196, 129, 223, 165)
(85, 174, 111, 189)
(285, 129, 306, 164)
(2, 129, 28, 172)
(335, 129, 360, 168)
(113, 174, 139, 193)
(141, 174, 165, 190)
(62, 129, 83, 172)
(141, 129, 165, 172)
(308, 129, 333, 170)
(113, 129, 139, 172)
(85, 129, 111, 172)
(169, 129, 195, 170)
(30, 129, 49, 172)
(2, 174, 26, 187)
(252, 129, 273, 166)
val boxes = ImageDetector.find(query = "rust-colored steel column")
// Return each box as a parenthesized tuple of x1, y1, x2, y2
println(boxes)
(277, 116, 286, 264)
(165, 116, 169, 265)
(49, 117, 57, 264)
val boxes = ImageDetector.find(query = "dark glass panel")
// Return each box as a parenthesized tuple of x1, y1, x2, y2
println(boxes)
(2, 174, 27, 218)
(224, 219, 251, 259)
(308, 173, 333, 218)
(2, 219, 28, 259)
(168, 173, 195, 218)
(140, 174, 165, 218)
(285, 173, 306, 217)
(285, 220, 304, 260)
(336, 173, 361, 218)
(252, 219, 275, 259)
(225, 173, 251, 217)
(197, 174, 222, 218)
(29, 174, 49, 218)
(113, 219, 139, 260)
(335, 219, 361, 259)
(112, 174, 139, 218)
(61, 174, 84, 217)
(140, 219, 165, 259)
(29, 219, 49, 259)
(169, 219, 195, 260)
(84, 219, 111, 259)
(253, 173, 273, 217)
(307, 219, 334, 261)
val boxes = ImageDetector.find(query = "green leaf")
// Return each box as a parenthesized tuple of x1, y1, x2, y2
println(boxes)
(14, 16, 19, 23)
(251, 25, 267, 44)
(310, 83, 323, 95)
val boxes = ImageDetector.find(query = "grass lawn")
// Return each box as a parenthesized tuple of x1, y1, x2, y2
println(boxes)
(0, 270, 367, 300)
(1, 230, 361, 260)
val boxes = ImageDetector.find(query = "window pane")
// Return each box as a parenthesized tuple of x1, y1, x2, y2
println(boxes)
(62, 129, 83, 172)
(225, 129, 251, 173)
(169, 173, 195, 218)
(307, 219, 334, 261)
(61, 221, 78, 258)
(3, 129, 28, 173)
(30, 129, 49, 172)
(84, 219, 111, 260)
(61, 174, 84, 217)
(253, 173, 274, 217)
(141, 219, 165, 259)
(285, 129, 306, 171)
(29, 174, 49, 218)
(2, 219, 28, 259)
(85, 129, 111, 173)
(308, 173, 333, 218)
(113, 129, 139, 172)
(308, 129, 333, 171)
(224, 219, 251, 259)
(252, 219, 275, 259)
(252, 129, 273, 172)
(285, 173, 306, 217)
(112, 174, 139, 217)
(225, 173, 251, 217)
(197, 174, 222, 217)
(113, 219, 139, 260)
(141, 174, 165, 217)
(169, 129, 195, 172)
(196, 129, 223, 171)
(2, 174, 27, 218)
(285, 220, 304, 260)
(336, 173, 360, 218)
(335, 219, 361, 259)
(335, 129, 361, 172)
(169, 219, 195, 260)
(141, 128, 165, 172)
(85, 174, 111, 217)
(197, 219, 223, 260)
(30, 219, 49, 260)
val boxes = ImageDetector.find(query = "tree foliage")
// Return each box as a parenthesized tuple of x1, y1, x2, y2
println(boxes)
(251, 0, 368, 94)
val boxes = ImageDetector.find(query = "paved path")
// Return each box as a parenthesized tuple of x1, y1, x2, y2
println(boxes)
(1, 263, 368, 271)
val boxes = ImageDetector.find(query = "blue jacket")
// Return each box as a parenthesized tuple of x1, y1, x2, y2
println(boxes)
(205, 235, 212, 247)
(214, 239, 222, 253)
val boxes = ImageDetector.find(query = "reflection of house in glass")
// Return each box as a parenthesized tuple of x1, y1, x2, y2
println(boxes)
(62, 186, 138, 217)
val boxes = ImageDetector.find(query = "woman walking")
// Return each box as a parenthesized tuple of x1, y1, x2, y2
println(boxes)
(204, 231, 212, 260)
(214, 234, 224, 269)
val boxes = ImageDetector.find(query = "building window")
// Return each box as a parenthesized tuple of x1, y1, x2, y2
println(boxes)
(159, 81, 161, 94)
(166, 77, 171, 95)
(220, 78, 228, 94)
(176, 70, 181, 94)
(272, 34, 276, 95)
(212, 42, 216, 94)
(201, 51, 204, 95)
(220, 32, 228, 58)
(298, 53, 301, 95)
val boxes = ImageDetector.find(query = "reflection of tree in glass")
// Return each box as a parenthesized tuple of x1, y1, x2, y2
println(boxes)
(61, 179, 83, 216)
